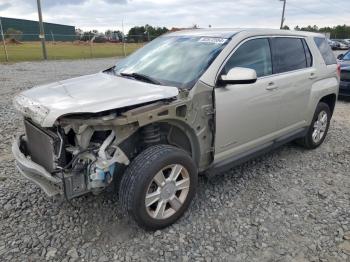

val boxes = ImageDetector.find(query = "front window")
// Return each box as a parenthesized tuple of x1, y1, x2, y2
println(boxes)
(114, 36, 228, 89)
(223, 38, 272, 77)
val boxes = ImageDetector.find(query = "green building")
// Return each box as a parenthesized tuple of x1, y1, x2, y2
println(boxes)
(0, 17, 75, 41)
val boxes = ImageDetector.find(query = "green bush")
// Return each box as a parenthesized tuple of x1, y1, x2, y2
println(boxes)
(4, 28, 22, 40)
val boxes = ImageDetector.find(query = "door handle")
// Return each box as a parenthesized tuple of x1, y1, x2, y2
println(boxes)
(266, 82, 278, 91)
(309, 73, 317, 79)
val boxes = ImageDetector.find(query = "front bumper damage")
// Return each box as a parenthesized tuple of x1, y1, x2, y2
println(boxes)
(12, 136, 63, 197)
(12, 130, 130, 199)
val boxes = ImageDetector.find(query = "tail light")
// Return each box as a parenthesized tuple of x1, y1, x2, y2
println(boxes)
(337, 64, 341, 78)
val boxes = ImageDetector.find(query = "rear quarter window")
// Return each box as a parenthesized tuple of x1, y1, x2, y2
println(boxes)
(302, 39, 313, 67)
(314, 37, 337, 65)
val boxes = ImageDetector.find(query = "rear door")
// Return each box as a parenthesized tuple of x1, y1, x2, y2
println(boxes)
(270, 37, 314, 132)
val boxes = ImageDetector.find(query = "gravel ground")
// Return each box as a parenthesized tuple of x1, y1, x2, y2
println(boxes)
(0, 57, 350, 262)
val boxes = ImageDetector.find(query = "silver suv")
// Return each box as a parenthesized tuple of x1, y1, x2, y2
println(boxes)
(12, 29, 339, 229)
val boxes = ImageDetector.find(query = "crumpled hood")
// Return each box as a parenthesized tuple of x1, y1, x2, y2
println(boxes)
(14, 72, 179, 127)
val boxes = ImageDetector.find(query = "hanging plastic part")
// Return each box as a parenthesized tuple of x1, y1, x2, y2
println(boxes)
(88, 130, 129, 190)
(88, 162, 115, 189)
(97, 130, 129, 166)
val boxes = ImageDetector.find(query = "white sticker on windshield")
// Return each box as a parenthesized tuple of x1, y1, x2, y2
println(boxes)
(198, 37, 227, 44)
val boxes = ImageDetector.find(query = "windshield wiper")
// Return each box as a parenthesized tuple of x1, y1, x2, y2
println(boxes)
(120, 72, 162, 85)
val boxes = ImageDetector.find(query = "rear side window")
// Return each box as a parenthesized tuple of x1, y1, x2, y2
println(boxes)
(314, 37, 337, 65)
(302, 39, 313, 67)
(223, 38, 272, 77)
(271, 37, 309, 74)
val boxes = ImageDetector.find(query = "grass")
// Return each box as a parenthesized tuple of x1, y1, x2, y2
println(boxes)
(0, 42, 144, 62)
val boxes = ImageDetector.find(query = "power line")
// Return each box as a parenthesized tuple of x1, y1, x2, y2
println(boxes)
(319, 0, 340, 8)
(287, 3, 324, 16)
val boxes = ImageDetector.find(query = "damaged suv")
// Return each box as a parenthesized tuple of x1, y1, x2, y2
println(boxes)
(12, 29, 339, 230)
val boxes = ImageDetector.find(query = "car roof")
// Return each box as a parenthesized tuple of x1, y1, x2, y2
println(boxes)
(166, 28, 325, 38)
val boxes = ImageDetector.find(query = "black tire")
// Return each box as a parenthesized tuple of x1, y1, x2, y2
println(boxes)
(297, 102, 331, 149)
(119, 144, 197, 230)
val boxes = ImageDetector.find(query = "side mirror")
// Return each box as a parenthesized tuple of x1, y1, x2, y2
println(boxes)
(220, 67, 257, 85)
(337, 54, 344, 60)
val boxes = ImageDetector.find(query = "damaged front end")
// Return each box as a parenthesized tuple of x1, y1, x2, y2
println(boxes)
(12, 80, 215, 200)
(12, 118, 129, 199)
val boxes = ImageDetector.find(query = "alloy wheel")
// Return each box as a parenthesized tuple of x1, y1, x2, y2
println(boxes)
(145, 164, 190, 219)
(312, 110, 328, 144)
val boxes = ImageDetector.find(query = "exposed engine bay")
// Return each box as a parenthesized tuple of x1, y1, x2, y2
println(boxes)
(21, 119, 130, 198)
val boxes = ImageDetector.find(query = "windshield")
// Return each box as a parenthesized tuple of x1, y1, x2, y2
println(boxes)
(114, 36, 228, 89)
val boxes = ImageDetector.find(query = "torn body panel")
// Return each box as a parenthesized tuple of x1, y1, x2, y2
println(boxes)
(58, 80, 215, 171)
(13, 80, 215, 198)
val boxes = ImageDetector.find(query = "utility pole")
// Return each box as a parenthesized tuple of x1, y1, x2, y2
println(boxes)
(145, 25, 150, 42)
(37, 0, 47, 60)
(280, 0, 286, 29)
(122, 19, 126, 57)
(0, 17, 9, 62)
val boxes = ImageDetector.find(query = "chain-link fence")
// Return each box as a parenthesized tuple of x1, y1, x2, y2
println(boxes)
(0, 33, 157, 62)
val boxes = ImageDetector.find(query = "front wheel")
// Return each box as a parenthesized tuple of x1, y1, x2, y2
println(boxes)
(119, 145, 197, 230)
(297, 102, 331, 149)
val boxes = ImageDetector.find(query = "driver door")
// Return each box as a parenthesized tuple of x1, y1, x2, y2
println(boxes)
(214, 38, 281, 162)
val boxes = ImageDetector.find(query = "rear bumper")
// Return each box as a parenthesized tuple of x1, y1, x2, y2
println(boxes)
(339, 81, 350, 97)
(12, 136, 63, 197)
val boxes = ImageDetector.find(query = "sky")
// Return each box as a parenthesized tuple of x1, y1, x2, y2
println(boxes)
(0, 0, 349, 32)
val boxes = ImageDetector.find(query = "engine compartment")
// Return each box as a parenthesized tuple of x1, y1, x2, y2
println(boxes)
(22, 119, 130, 199)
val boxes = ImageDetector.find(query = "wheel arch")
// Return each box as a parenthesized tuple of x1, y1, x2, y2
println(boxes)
(119, 119, 202, 168)
(319, 93, 337, 116)
(159, 120, 201, 166)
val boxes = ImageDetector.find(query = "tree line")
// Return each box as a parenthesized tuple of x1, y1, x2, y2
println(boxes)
(88, 24, 350, 42)
(282, 24, 350, 39)
(4, 23, 349, 43)
(76, 25, 169, 43)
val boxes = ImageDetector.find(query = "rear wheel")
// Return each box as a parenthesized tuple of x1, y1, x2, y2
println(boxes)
(119, 145, 197, 230)
(298, 102, 331, 149)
